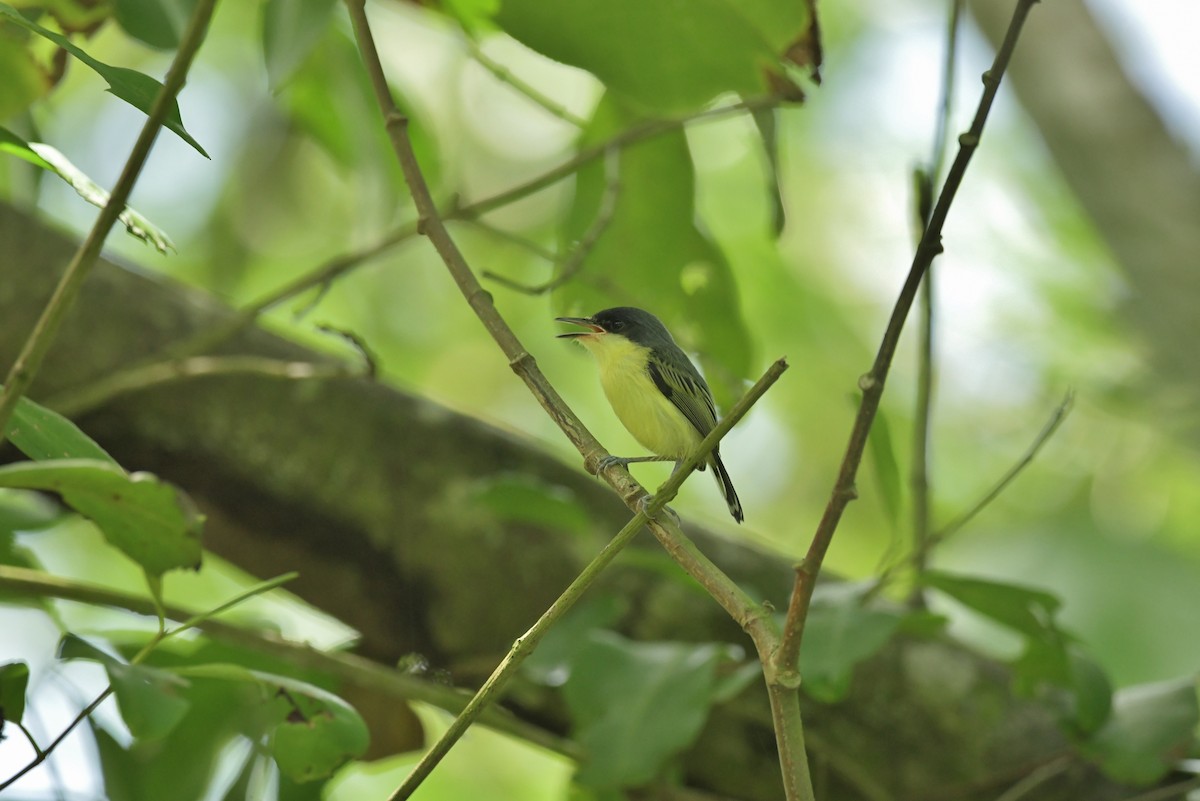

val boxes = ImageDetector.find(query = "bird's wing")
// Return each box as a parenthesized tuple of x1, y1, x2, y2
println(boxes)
(647, 353, 719, 438)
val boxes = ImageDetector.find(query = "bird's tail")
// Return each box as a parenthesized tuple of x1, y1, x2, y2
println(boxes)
(710, 451, 744, 524)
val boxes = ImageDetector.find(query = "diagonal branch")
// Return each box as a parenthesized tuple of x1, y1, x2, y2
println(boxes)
(774, 0, 1041, 678)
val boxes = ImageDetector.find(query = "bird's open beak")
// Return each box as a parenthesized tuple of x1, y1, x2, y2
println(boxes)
(555, 317, 604, 339)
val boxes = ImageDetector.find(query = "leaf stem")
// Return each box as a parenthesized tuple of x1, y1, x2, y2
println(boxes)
(0, 0, 219, 443)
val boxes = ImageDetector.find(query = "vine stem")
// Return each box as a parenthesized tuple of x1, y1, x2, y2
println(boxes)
(0, 0, 220, 443)
(774, 0, 1041, 677)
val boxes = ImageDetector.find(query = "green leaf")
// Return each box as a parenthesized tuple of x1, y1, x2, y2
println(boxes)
(467, 473, 591, 536)
(1015, 640, 1113, 734)
(924, 570, 1062, 640)
(555, 95, 752, 405)
(0, 660, 30, 727)
(262, 0, 339, 91)
(114, 0, 197, 50)
(0, 383, 119, 464)
(0, 131, 175, 252)
(0, 459, 203, 576)
(172, 663, 369, 781)
(0, 2, 208, 158)
(91, 678, 254, 801)
(58, 635, 191, 740)
(799, 584, 903, 702)
(563, 630, 735, 789)
(523, 595, 626, 686)
(1079, 677, 1199, 785)
(494, 0, 812, 114)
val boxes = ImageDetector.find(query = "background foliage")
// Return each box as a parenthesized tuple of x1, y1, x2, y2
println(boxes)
(1, 0, 1199, 799)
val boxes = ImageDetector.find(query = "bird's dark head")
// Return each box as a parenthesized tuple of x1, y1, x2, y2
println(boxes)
(555, 307, 676, 348)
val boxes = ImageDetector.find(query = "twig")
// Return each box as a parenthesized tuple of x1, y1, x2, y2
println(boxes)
(483, 146, 620, 294)
(389, 360, 789, 801)
(0, 568, 287, 792)
(909, 0, 963, 602)
(774, 0, 1041, 677)
(54, 96, 779, 419)
(931, 389, 1073, 545)
(464, 34, 589, 128)
(465, 217, 558, 262)
(0, 0, 219, 444)
(45, 355, 360, 417)
(992, 755, 1072, 801)
(0, 564, 575, 756)
(1119, 776, 1200, 801)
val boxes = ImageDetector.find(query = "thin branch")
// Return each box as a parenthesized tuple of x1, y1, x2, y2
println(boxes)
(0, 561, 283, 792)
(909, 0, 964, 602)
(0, 565, 575, 757)
(1119, 776, 1200, 801)
(774, 0, 1041, 678)
(464, 34, 589, 128)
(992, 755, 1072, 801)
(0, 0, 219, 444)
(464, 217, 558, 261)
(483, 146, 620, 295)
(390, 360, 789, 801)
(931, 389, 1073, 545)
(0, 687, 113, 792)
(52, 95, 780, 419)
(46, 355, 360, 418)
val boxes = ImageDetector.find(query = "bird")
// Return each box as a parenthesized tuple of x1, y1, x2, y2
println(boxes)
(556, 306, 743, 523)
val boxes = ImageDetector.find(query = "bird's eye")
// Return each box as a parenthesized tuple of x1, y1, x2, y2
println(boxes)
(609, 320, 624, 331)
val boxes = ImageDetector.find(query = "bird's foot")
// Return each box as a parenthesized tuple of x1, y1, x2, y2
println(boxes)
(597, 454, 632, 472)
(637, 494, 680, 524)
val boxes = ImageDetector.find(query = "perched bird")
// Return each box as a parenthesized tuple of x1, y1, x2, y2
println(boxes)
(556, 306, 743, 523)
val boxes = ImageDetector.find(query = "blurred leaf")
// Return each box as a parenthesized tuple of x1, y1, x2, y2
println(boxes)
(0, 2, 208, 157)
(281, 28, 433, 186)
(494, 0, 812, 114)
(6, 132, 175, 250)
(523, 595, 625, 687)
(441, 0, 498, 32)
(0, 660, 30, 727)
(564, 630, 735, 789)
(1015, 640, 1113, 735)
(924, 570, 1061, 640)
(799, 584, 903, 702)
(0, 380, 119, 463)
(555, 95, 752, 405)
(864, 402, 902, 531)
(113, 0, 197, 50)
(262, 0, 339, 91)
(92, 678, 254, 801)
(0, 33, 48, 119)
(1079, 677, 1198, 785)
(0, 488, 62, 532)
(751, 106, 786, 237)
(0, 459, 203, 576)
(467, 473, 591, 536)
(59, 635, 192, 740)
(173, 663, 369, 782)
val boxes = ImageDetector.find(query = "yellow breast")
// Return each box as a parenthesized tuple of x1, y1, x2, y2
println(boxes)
(578, 334, 701, 459)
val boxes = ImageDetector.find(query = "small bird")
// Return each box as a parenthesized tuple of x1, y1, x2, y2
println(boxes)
(556, 306, 744, 523)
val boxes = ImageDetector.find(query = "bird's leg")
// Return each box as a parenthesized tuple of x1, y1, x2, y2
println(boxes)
(597, 454, 675, 472)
